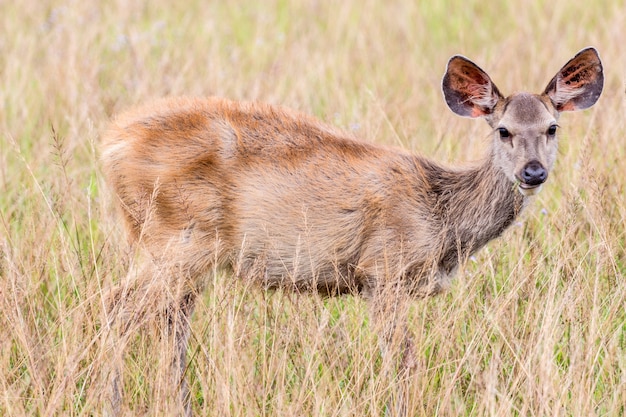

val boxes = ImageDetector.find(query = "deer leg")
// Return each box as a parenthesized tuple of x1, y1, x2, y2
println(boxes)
(102, 260, 160, 416)
(105, 344, 123, 417)
(165, 291, 197, 417)
(101, 266, 148, 417)
(366, 283, 416, 417)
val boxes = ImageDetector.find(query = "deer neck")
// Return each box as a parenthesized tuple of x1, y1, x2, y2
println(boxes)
(431, 149, 526, 272)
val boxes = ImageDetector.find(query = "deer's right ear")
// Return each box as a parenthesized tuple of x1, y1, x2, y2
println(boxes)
(442, 56, 503, 118)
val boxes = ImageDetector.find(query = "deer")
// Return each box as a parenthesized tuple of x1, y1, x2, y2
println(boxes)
(100, 48, 603, 415)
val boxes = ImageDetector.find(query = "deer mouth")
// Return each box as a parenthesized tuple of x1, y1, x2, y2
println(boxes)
(517, 181, 543, 196)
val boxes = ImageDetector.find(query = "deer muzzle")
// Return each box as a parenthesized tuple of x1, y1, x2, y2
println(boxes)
(517, 160, 548, 196)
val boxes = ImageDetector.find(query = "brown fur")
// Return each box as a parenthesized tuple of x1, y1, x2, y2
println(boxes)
(100, 48, 603, 415)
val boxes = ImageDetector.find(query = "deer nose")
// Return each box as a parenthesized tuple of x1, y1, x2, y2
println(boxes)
(521, 160, 547, 186)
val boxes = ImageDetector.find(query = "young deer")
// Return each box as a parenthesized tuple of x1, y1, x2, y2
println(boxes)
(100, 48, 602, 414)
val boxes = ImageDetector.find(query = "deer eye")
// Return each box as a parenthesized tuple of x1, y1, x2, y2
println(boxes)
(547, 124, 558, 136)
(498, 127, 511, 139)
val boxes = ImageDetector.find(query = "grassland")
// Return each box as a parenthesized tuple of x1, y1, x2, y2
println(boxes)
(1, 0, 625, 415)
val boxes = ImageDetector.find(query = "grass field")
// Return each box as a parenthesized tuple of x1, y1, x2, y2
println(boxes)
(1, 0, 625, 415)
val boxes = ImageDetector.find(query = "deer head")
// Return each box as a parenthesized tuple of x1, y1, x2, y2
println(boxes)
(442, 47, 603, 196)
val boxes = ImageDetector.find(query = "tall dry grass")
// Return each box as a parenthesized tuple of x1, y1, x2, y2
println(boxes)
(0, 0, 624, 415)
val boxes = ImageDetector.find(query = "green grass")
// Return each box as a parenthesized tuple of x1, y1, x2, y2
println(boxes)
(1, 0, 625, 415)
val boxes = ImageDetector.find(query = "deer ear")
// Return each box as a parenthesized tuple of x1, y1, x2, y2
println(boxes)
(543, 47, 604, 112)
(442, 56, 503, 118)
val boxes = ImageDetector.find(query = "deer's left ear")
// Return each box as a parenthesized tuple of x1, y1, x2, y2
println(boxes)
(543, 47, 604, 112)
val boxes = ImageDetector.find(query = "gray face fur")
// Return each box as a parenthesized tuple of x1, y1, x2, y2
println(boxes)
(493, 93, 559, 196)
